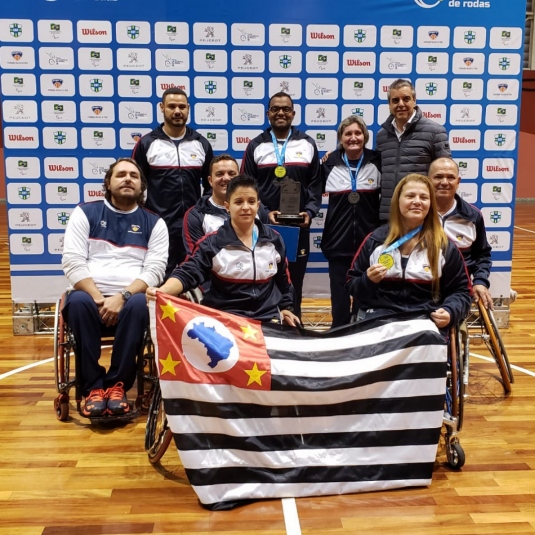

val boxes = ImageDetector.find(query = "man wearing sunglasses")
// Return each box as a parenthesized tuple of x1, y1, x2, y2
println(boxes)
(241, 92, 322, 317)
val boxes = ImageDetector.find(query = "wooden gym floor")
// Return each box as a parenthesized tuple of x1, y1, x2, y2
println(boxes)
(1, 202, 535, 535)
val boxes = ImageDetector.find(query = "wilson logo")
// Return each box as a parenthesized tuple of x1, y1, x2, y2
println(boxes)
(160, 83, 186, 90)
(48, 165, 74, 172)
(347, 59, 372, 67)
(423, 112, 442, 119)
(236, 137, 251, 143)
(453, 137, 477, 143)
(82, 28, 108, 35)
(486, 165, 510, 172)
(9, 134, 34, 141)
(88, 190, 104, 197)
(310, 32, 335, 39)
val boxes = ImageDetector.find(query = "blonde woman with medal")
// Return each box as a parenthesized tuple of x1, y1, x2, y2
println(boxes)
(321, 116, 381, 328)
(346, 174, 472, 330)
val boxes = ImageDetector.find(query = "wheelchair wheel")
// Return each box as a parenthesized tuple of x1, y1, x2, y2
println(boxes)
(445, 326, 464, 428)
(54, 293, 75, 393)
(478, 304, 512, 393)
(145, 381, 173, 464)
(54, 394, 70, 421)
(446, 439, 465, 470)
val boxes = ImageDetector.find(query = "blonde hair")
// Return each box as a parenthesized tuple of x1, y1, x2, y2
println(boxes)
(386, 174, 448, 300)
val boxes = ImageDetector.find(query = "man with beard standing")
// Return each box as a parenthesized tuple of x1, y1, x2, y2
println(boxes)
(241, 92, 322, 317)
(132, 88, 213, 278)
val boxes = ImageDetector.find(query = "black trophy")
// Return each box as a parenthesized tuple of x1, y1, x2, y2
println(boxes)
(275, 177, 305, 225)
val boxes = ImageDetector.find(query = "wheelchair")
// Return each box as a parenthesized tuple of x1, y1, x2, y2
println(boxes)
(144, 288, 203, 463)
(466, 299, 514, 394)
(53, 292, 156, 422)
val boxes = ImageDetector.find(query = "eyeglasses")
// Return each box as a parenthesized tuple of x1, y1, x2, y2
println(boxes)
(268, 106, 294, 114)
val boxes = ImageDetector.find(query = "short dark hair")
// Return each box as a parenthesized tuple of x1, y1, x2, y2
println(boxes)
(209, 153, 239, 176)
(103, 158, 147, 206)
(162, 87, 188, 104)
(387, 79, 416, 101)
(226, 174, 259, 202)
(268, 92, 294, 109)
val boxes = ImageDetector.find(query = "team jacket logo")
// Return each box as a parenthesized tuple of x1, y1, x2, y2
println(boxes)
(131, 225, 140, 232)
(18, 187, 30, 200)
(279, 55, 291, 69)
(54, 131, 67, 145)
(354, 29, 366, 43)
(10, 23, 22, 38)
(127, 25, 140, 40)
(90, 78, 103, 93)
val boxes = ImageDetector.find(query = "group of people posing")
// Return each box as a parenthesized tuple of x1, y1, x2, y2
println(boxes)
(61, 79, 492, 417)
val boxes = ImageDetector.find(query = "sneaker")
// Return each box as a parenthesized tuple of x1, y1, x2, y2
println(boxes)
(82, 388, 107, 417)
(106, 382, 130, 415)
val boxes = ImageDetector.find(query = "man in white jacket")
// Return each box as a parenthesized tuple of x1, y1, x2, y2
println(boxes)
(62, 158, 168, 417)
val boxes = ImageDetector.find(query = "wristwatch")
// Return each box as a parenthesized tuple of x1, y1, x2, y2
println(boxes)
(121, 289, 132, 302)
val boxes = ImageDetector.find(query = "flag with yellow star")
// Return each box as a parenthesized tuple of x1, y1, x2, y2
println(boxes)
(150, 291, 271, 390)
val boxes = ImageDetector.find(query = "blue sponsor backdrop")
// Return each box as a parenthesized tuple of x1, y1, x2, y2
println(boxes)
(0, 0, 526, 301)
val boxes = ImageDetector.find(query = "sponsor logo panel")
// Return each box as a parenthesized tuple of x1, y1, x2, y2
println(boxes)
(379, 52, 413, 74)
(5, 157, 40, 179)
(231, 77, 265, 100)
(1, 73, 37, 96)
(268, 51, 302, 74)
(481, 183, 513, 204)
(416, 26, 450, 48)
(232, 129, 263, 151)
(306, 25, 340, 47)
(231, 103, 265, 126)
(196, 129, 229, 151)
(482, 158, 514, 179)
(415, 78, 448, 100)
(155, 48, 189, 72)
(41, 100, 77, 123)
(380, 25, 414, 48)
(118, 101, 153, 124)
(268, 77, 302, 99)
(0, 46, 35, 69)
(377, 103, 391, 125)
(78, 74, 114, 97)
(42, 127, 78, 149)
(40, 74, 75, 96)
(116, 47, 152, 71)
(304, 104, 338, 126)
(305, 78, 339, 100)
(341, 77, 375, 100)
(305, 51, 339, 74)
(378, 77, 412, 100)
(37, 20, 73, 43)
(119, 128, 151, 150)
(156, 75, 189, 97)
(452, 52, 485, 74)
(193, 102, 228, 125)
(340, 104, 374, 126)
(453, 158, 479, 179)
(482, 207, 512, 228)
(44, 157, 79, 179)
(342, 52, 376, 74)
(484, 130, 516, 151)
(115, 21, 151, 44)
(343, 25, 377, 48)
(117, 75, 152, 98)
(486, 231, 511, 253)
(48, 233, 65, 255)
(45, 184, 80, 205)
(2, 99, 38, 123)
(230, 49, 265, 73)
(488, 53, 521, 75)
(0, 19, 34, 42)
(80, 127, 116, 149)
(305, 130, 337, 152)
(457, 182, 478, 204)
(154, 22, 189, 45)
(194, 76, 228, 99)
(418, 104, 447, 125)
(450, 78, 484, 100)
(4, 126, 39, 149)
(79, 101, 115, 123)
(268, 24, 302, 47)
(486, 78, 519, 100)
(77, 20, 113, 43)
(231, 23, 265, 46)
(193, 49, 228, 72)
(449, 104, 482, 126)
(489, 27, 523, 50)
(83, 183, 106, 202)
(415, 52, 449, 74)
(7, 183, 42, 204)
(82, 157, 116, 179)
(10, 233, 45, 255)
(8, 208, 43, 231)
(448, 129, 481, 151)
(192, 22, 227, 45)
(453, 27, 487, 49)
(46, 207, 75, 230)
(484, 104, 518, 126)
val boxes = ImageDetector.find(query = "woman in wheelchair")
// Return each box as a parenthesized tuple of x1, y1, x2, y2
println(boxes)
(347, 174, 472, 330)
(147, 174, 300, 327)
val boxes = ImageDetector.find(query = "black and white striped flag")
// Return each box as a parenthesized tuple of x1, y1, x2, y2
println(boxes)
(150, 293, 448, 510)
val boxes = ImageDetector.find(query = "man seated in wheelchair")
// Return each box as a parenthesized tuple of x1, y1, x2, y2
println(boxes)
(346, 174, 472, 331)
(62, 158, 169, 417)
(429, 157, 493, 310)
(147, 174, 299, 327)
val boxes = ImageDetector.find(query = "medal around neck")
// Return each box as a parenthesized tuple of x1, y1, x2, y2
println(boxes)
(348, 191, 360, 204)
(274, 165, 286, 178)
(378, 253, 394, 269)
(275, 177, 305, 225)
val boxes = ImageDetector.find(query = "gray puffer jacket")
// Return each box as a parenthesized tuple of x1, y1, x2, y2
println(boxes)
(376, 106, 451, 221)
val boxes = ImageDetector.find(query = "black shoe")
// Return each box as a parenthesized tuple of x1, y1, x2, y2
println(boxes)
(106, 382, 130, 415)
(82, 388, 107, 417)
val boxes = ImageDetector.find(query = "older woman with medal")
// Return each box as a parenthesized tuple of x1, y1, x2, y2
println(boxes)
(346, 174, 472, 330)
(321, 116, 381, 328)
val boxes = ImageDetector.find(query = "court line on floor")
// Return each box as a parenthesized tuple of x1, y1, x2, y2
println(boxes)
(0, 357, 54, 381)
(514, 225, 535, 234)
(282, 498, 302, 535)
(470, 352, 535, 378)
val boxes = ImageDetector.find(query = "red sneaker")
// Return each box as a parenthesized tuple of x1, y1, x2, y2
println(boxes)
(106, 382, 130, 415)
(82, 388, 107, 417)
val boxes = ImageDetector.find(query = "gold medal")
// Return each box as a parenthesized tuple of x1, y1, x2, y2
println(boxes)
(378, 253, 394, 269)
(274, 165, 287, 178)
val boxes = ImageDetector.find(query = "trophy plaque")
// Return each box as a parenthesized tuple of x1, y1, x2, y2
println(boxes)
(275, 177, 305, 225)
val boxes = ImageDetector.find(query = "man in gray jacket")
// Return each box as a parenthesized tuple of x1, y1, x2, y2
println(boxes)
(376, 79, 451, 221)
